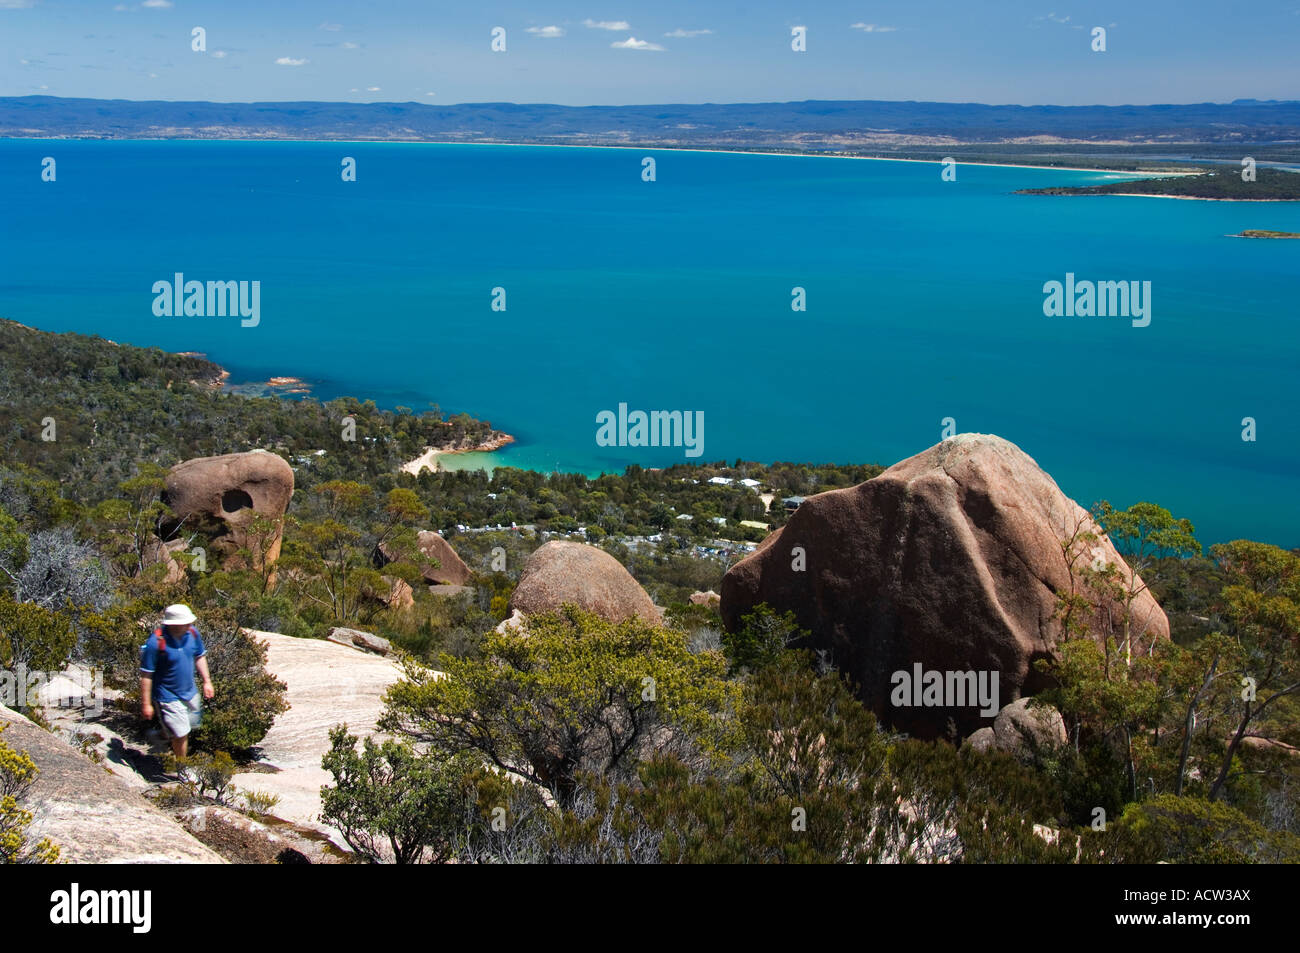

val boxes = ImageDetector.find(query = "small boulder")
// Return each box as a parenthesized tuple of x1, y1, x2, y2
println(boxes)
(990, 698, 1067, 760)
(326, 627, 392, 656)
(508, 541, 661, 624)
(965, 726, 996, 753)
(494, 608, 528, 635)
(383, 576, 415, 612)
(376, 531, 472, 586)
(689, 590, 721, 607)
(142, 536, 186, 584)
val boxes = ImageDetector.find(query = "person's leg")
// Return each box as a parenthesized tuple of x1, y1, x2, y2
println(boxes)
(157, 699, 191, 764)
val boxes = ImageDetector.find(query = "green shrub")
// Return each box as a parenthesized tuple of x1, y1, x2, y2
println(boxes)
(168, 750, 239, 805)
(1096, 794, 1300, 863)
(189, 610, 289, 754)
(722, 604, 808, 675)
(241, 789, 281, 816)
(0, 724, 61, 864)
(320, 724, 477, 864)
(154, 783, 196, 809)
(0, 596, 76, 703)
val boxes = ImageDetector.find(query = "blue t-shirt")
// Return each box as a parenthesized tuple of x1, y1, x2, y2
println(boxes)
(139, 627, 207, 703)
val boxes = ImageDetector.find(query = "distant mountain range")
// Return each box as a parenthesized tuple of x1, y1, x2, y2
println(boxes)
(4, 96, 1300, 148)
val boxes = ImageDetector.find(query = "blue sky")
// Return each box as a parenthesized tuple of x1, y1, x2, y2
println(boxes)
(4, 0, 1299, 106)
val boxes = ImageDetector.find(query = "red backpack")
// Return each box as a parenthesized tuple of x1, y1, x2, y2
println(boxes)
(153, 626, 194, 652)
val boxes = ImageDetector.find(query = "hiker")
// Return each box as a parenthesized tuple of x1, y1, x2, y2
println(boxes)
(140, 604, 214, 760)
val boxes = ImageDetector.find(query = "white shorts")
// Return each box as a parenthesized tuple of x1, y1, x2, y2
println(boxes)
(157, 695, 202, 739)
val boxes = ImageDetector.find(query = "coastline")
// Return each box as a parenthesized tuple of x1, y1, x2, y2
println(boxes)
(0, 133, 1203, 176)
(401, 432, 517, 476)
(1013, 187, 1300, 200)
(1064, 192, 1298, 202)
(5, 319, 520, 472)
(1102, 191, 1294, 200)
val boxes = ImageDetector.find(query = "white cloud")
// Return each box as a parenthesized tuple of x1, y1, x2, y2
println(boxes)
(366, 85, 380, 91)
(211, 50, 227, 58)
(611, 36, 664, 50)
(0, 0, 39, 8)
(275, 56, 308, 66)
(584, 19, 630, 30)
(850, 23, 897, 32)
(425, 91, 436, 97)
(342, 41, 359, 49)
(664, 28, 711, 38)
(526, 25, 565, 37)
(140, 0, 172, 7)
(318, 22, 341, 31)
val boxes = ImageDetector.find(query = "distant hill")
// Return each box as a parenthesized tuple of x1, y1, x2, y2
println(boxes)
(4, 96, 1300, 148)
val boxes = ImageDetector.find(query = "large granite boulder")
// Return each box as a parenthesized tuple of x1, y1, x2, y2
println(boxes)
(721, 434, 1169, 739)
(508, 541, 661, 624)
(0, 706, 223, 863)
(160, 450, 294, 574)
(375, 530, 472, 586)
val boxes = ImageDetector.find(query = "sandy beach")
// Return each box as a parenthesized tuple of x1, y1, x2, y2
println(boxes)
(400, 432, 516, 475)
(1092, 193, 1299, 202)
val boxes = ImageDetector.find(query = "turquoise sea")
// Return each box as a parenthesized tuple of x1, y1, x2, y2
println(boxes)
(1, 140, 1297, 545)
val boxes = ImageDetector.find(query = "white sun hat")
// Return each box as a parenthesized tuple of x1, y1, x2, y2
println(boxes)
(162, 604, 197, 626)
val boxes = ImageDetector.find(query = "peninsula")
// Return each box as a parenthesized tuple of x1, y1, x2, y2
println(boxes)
(1016, 167, 1300, 200)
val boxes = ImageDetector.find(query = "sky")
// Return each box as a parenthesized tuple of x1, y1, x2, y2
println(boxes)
(3, 0, 1300, 107)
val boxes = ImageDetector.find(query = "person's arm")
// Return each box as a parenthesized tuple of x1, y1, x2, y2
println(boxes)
(140, 639, 156, 718)
(196, 655, 214, 699)
(140, 675, 154, 718)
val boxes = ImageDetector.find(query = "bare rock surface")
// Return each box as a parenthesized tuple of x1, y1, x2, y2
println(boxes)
(429, 584, 474, 598)
(229, 631, 408, 843)
(0, 705, 224, 863)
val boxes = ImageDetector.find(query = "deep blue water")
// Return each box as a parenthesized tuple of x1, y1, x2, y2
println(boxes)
(1, 140, 1297, 546)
